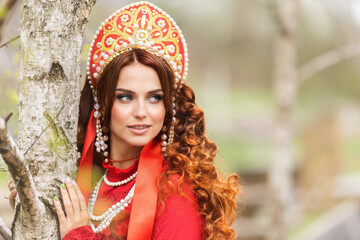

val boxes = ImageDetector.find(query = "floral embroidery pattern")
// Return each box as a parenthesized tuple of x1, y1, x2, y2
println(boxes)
(156, 19, 166, 28)
(168, 45, 175, 54)
(120, 14, 129, 22)
(106, 37, 114, 46)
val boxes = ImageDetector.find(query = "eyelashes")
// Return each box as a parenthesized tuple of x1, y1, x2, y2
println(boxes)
(116, 94, 133, 101)
(115, 94, 163, 103)
(148, 94, 163, 103)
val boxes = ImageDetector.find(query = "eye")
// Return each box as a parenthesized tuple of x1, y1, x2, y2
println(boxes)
(116, 94, 133, 102)
(148, 94, 163, 103)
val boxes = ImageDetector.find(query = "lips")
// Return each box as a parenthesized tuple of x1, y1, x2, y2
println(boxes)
(127, 124, 151, 135)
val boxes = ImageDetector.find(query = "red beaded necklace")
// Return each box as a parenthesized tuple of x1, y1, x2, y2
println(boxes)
(109, 155, 140, 163)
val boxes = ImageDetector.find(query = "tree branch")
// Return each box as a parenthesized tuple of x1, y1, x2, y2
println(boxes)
(299, 43, 360, 84)
(0, 35, 19, 49)
(0, 216, 11, 240)
(4, 112, 13, 123)
(0, 114, 45, 220)
(0, 166, 8, 172)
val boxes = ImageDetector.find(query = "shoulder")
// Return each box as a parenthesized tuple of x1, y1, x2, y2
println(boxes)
(169, 174, 194, 192)
(152, 174, 203, 240)
(165, 174, 197, 204)
(159, 163, 195, 200)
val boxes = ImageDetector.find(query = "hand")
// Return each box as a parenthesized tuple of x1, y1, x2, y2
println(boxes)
(7, 178, 17, 210)
(53, 178, 90, 239)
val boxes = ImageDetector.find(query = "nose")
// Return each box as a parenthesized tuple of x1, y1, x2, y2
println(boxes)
(133, 100, 147, 120)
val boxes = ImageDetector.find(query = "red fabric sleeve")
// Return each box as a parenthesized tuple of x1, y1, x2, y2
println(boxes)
(63, 175, 203, 240)
(151, 175, 203, 240)
(62, 225, 101, 240)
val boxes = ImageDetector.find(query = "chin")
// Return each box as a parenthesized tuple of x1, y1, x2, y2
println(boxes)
(127, 132, 161, 146)
(128, 138, 154, 147)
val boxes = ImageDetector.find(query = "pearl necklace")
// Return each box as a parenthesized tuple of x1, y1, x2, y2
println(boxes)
(104, 171, 137, 187)
(88, 172, 135, 233)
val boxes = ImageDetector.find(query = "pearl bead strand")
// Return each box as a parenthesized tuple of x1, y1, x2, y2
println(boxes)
(104, 171, 137, 187)
(88, 172, 136, 233)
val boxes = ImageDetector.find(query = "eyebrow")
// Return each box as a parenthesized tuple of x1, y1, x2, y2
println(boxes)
(115, 88, 163, 94)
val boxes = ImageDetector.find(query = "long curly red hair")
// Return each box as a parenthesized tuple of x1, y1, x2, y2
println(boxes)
(78, 49, 241, 240)
(159, 84, 241, 239)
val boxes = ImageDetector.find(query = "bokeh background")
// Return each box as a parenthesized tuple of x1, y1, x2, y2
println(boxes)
(1, 0, 360, 239)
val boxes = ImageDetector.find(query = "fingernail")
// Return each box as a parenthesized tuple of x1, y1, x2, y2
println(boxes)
(61, 183, 66, 189)
(66, 177, 71, 183)
(54, 196, 59, 201)
(72, 180, 77, 186)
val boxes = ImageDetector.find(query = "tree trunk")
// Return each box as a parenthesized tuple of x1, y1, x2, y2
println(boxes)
(2, 0, 96, 239)
(267, 0, 298, 239)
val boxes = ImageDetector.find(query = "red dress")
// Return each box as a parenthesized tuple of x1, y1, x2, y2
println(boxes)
(63, 161, 203, 239)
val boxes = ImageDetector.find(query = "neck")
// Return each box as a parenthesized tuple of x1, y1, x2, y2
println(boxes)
(110, 146, 143, 169)
(111, 160, 136, 169)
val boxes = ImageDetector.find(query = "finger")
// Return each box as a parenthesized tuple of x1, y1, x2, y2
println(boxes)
(64, 178, 80, 216)
(60, 183, 74, 220)
(72, 180, 89, 223)
(9, 189, 17, 199)
(8, 179, 14, 191)
(9, 189, 17, 210)
(53, 196, 67, 226)
(72, 180, 87, 210)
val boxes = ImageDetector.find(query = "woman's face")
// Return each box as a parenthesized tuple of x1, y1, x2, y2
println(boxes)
(109, 62, 166, 153)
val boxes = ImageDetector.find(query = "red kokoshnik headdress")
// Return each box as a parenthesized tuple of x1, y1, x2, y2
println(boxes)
(77, 1, 188, 239)
(86, 1, 188, 89)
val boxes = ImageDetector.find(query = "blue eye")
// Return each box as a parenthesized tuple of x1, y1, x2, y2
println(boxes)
(149, 94, 163, 103)
(116, 94, 133, 102)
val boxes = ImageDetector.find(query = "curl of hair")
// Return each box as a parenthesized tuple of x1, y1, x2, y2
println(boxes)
(157, 84, 241, 240)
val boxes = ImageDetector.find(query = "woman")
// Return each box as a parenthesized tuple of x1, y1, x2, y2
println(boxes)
(52, 1, 240, 239)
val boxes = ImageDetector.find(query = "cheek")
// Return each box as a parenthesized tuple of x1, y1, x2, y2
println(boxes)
(110, 105, 118, 123)
(151, 105, 166, 124)
(110, 103, 127, 126)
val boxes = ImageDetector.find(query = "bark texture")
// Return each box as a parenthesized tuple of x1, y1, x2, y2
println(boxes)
(0, 112, 43, 239)
(267, 0, 298, 240)
(0, 214, 12, 240)
(2, 0, 97, 239)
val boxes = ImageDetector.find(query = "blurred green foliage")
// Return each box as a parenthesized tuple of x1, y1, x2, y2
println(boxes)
(342, 137, 360, 173)
(0, 6, 8, 21)
(215, 134, 272, 173)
